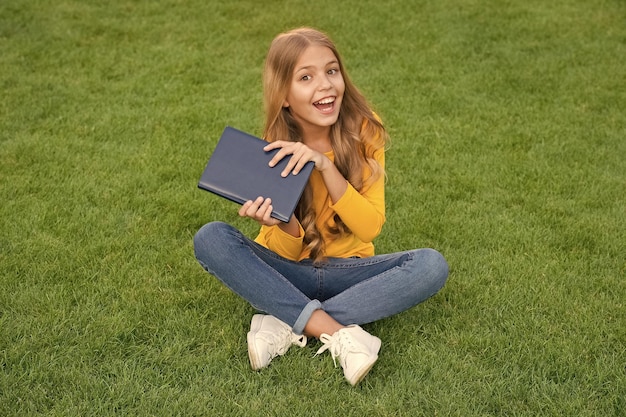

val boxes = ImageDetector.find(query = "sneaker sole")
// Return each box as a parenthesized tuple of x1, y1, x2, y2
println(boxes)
(347, 336, 382, 386)
(247, 315, 265, 371)
(348, 354, 379, 386)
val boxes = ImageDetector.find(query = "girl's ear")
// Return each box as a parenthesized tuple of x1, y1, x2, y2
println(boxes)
(283, 100, 290, 108)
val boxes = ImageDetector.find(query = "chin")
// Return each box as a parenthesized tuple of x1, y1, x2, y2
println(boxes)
(319, 112, 340, 126)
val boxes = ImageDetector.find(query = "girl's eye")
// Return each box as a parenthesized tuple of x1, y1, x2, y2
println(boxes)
(328, 68, 338, 75)
(300, 75, 311, 81)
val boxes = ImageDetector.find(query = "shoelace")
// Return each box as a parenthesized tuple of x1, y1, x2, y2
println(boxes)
(315, 331, 355, 368)
(291, 333, 307, 348)
(259, 325, 307, 356)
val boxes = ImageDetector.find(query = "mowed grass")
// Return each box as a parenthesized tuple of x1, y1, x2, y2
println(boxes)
(1, 0, 624, 415)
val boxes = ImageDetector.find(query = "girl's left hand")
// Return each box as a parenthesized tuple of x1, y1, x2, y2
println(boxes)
(264, 141, 330, 177)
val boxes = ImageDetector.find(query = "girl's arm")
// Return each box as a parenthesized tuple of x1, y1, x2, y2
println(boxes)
(244, 141, 385, 255)
(328, 148, 385, 242)
(313, 148, 386, 242)
(264, 140, 386, 243)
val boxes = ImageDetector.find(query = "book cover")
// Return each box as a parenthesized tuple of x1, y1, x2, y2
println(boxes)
(198, 126, 314, 222)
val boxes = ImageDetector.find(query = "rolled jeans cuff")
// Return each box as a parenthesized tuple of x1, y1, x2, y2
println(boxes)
(292, 299, 322, 335)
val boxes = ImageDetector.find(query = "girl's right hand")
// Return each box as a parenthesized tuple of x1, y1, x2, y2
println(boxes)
(239, 196, 282, 226)
(239, 196, 301, 237)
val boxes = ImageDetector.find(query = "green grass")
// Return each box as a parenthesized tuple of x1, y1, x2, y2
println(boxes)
(1, 0, 624, 415)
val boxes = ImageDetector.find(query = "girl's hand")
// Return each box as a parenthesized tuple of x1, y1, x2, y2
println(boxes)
(264, 141, 330, 177)
(238, 196, 282, 226)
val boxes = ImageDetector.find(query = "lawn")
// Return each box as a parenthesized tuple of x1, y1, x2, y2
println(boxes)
(1, 0, 624, 415)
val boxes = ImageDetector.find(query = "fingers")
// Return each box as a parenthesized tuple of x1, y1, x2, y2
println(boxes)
(263, 141, 285, 152)
(266, 142, 295, 170)
(264, 141, 289, 167)
(239, 196, 269, 218)
(290, 157, 312, 176)
(264, 141, 315, 177)
(239, 197, 280, 226)
(280, 151, 303, 177)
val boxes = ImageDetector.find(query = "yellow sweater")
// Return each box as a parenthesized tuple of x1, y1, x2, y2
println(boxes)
(254, 145, 385, 261)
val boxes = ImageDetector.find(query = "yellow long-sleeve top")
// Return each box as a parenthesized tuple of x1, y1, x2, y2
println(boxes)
(254, 145, 385, 261)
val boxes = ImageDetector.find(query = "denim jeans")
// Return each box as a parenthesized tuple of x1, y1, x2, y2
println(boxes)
(194, 221, 448, 335)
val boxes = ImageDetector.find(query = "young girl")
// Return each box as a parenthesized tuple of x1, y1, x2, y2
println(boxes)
(194, 27, 448, 386)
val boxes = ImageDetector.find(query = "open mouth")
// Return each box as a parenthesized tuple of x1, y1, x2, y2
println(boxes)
(313, 97, 336, 113)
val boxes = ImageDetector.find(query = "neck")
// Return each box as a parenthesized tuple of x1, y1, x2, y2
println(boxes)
(302, 125, 332, 153)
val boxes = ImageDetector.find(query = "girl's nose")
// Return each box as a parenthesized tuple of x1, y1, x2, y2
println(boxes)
(318, 75, 332, 90)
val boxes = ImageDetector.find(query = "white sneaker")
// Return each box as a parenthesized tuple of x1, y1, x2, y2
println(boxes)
(316, 325, 381, 386)
(247, 314, 307, 370)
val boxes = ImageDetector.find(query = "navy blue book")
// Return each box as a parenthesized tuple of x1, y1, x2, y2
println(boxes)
(198, 126, 314, 222)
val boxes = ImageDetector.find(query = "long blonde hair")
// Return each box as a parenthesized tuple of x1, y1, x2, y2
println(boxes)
(263, 27, 387, 261)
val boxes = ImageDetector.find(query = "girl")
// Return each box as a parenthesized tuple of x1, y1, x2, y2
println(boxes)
(194, 27, 448, 386)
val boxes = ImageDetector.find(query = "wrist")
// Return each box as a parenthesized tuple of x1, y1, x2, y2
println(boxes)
(278, 215, 301, 237)
(317, 155, 334, 173)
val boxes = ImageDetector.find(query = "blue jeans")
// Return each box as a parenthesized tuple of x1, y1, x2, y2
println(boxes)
(194, 222, 448, 335)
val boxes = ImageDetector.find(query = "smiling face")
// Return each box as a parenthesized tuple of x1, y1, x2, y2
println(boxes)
(283, 45, 345, 140)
